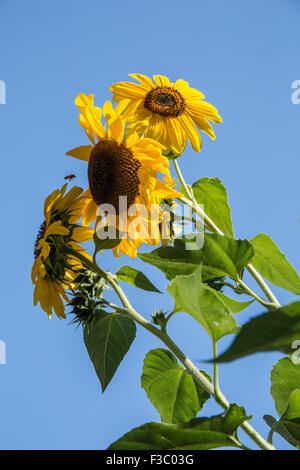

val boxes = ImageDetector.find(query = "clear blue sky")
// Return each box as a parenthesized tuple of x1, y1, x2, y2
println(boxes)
(0, 0, 299, 450)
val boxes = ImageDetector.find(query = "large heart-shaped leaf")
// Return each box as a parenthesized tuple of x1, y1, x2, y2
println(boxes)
(84, 310, 136, 392)
(141, 348, 210, 424)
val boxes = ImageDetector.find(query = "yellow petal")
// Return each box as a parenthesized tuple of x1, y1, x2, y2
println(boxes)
(189, 113, 216, 139)
(40, 240, 51, 259)
(110, 81, 147, 100)
(44, 189, 61, 224)
(154, 179, 183, 199)
(31, 258, 40, 283)
(164, 118, 185, 155)
(57, 185, 83, 210)
(129, 74, 155, 90)
(72, 226, 95, 243)
(66, 145, 93, 162)
(175, 79, 205, 100)
(103, 100, 124, 143)
(186, 100, 222, 123)
(44, 220, 69, 237)
(153, 75, 171, 87)
(49, 283, 66, 319)
(75, 93, 106, 141)
(178, 114, 202, 152)
(81, 193, 98, 226)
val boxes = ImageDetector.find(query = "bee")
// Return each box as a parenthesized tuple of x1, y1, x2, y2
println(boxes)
(64, 174, 76, 181)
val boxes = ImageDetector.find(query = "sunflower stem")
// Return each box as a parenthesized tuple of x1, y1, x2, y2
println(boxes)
(213, 341, 223, 406)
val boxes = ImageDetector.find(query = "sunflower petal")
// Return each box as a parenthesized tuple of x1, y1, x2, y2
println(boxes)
(66, 145, 93, 162)
(72, 226, 95, 243)
(179, 114, 202, 152)
(44, 220, 69, 237)
(110, 81, 147, 100)
(153, 75, 171, 87)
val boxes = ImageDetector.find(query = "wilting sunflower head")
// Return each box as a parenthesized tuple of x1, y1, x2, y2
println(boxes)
(110, 74, 222, 155)
(31, 184, 94, 319)
(66, 94, 183, 259)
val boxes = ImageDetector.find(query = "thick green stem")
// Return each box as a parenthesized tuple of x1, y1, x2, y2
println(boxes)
(213, 341, 222, 405)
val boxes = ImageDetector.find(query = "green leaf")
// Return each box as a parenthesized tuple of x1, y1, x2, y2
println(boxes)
(271, 357, 300, 416)
(279, 389, 300, 445)
(93, 228, 124, 252)
(266, 389, 300, 449)
(84, 310, 136, 392)
(108, 404, 250, 450)
(167, 267, 238, 341)
(263, 414, 300, 448)
(282, 389, 300, 421)
(206, 288, 254, 314)
(141, 348, 210, 424)
(192, 177, 234, 237)
(216, 302, 300, 362)
(251, 233, 300, 295)
(116, 266, 161, 293)
(139, 233, 254, 282)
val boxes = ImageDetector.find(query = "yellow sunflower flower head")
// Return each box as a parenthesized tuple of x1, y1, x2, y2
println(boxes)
(31, 184, 94, 319)
(66, 93, 182, 259)
(110, 74, 222, 155)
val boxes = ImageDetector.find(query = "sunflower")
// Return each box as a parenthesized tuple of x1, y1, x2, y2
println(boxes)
(66, 93, 182, 258)
(31, 184, 94, 319)
(110, 74, 222, 155)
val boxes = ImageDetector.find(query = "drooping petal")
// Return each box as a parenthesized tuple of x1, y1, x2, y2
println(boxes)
(178, 114, 202, 152)
(49, 283, 66, 319)
(188, 113, 216, 139)
(44, 220, 69, 237)
(186, 100, 222, 123)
